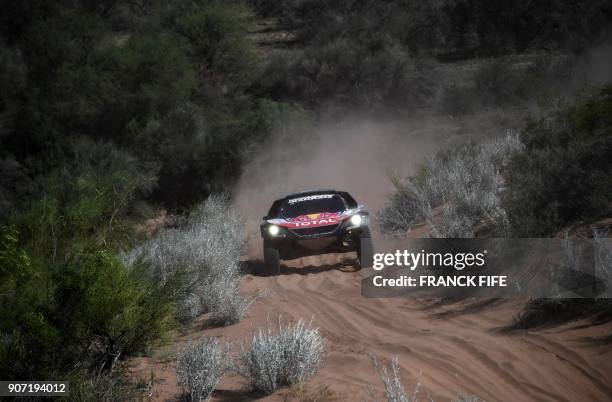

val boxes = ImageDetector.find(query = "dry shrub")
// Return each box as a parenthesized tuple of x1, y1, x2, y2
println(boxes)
(379, 133, 523, 237)
(369, 355, 482, 402)
(368, 355, 415, 402)
(176, 337, 228, 401)
(238, 318, 324, 394)
(123, 194, 249, 324)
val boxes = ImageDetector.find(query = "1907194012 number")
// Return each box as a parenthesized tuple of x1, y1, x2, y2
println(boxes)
(0, 381, 69, 396)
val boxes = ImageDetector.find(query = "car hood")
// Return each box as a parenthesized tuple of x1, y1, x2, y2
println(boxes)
(266, 207, 364, 229)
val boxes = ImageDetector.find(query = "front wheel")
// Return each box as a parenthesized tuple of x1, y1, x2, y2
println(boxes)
(263, 241, 280, 276)
(357, 228, 373, 269)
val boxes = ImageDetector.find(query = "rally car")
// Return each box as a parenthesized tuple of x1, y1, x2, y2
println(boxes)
(260, 189, 373, 275)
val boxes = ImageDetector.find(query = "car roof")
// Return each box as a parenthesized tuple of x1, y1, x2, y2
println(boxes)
(282, 189, 337, 199)
(266, 189, 358, 218)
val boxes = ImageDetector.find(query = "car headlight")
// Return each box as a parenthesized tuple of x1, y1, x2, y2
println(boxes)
(350, 214, 362, 226)
(268, 224, 280, 236)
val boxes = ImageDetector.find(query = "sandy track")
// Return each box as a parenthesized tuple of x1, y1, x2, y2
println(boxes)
(129, 253, 612, 401)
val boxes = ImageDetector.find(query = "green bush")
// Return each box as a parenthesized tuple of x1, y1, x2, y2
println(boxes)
(19, 139, 157, 254)
(0, 226, 58, 379)
(0, 225, 175, 379)
(1, 0, 271, 211)
(65, 368, 145, 402)
(503, 85, 612, 236)
(102, 32, 197, 149)
(55, 246, 174, 369)
(174, 2, 258, 89)
(1, 138, 173, 379)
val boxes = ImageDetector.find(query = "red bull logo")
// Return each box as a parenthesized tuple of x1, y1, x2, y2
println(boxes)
(282, 212, 344, 228)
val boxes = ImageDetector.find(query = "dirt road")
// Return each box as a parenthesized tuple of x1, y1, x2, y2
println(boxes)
(130, 253, 612, 401)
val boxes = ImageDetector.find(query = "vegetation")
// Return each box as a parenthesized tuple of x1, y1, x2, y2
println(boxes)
(123, 195, 250, 325)
(66, 368, 149, 402)
(0, 0, 282, 213)
(253, 0, 611, 58)
(0, 0, 275, 392)
(369, 355, 416, 402)
(368, 355, 481, 402)
(504, 85, 612, 236)
(380, 85, 612, 238)
(378, 133, 522, 237)
(251, 0, 612, 115)
(174, 321, 325, 399)
(439, 54, 577, 116)
(0, 142, 174, 380)
(238, 318, 324, 394)
(176, 337, 228, 401)
(260, 38, 437, 114)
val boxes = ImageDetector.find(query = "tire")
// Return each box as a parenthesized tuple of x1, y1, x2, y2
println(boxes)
(357, 228, 373, 269)
(263, 242, 281, 276)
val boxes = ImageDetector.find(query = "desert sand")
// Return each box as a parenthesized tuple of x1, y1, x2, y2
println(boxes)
(129, 252, 612, 402)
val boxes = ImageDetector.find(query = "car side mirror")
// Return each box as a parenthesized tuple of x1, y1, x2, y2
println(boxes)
(262, 215, 269, 220)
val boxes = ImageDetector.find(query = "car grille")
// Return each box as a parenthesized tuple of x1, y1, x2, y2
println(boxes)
(290, 224, 339, 237)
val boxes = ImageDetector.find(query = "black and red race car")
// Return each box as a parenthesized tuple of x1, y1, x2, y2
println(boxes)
(260, 189, 373, 275)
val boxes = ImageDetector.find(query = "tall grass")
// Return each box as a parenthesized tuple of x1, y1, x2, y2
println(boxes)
(379, 133, 523, 237)
(123, 194, 249, 324)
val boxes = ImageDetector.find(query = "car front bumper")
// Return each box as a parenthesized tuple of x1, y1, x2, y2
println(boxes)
(260, 219, 369, 260)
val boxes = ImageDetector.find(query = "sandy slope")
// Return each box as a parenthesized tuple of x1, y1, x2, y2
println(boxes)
(129, 253, 612, 402)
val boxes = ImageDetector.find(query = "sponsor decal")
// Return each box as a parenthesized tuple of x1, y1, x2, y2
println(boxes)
(288, 194, 334, 204)
(279, 211, 345, 228)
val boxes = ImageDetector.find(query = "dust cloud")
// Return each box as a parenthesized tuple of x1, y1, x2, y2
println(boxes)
(232, 113, 504, 256)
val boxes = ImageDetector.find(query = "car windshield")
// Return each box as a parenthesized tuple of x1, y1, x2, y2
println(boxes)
(280, 194, 346, 218)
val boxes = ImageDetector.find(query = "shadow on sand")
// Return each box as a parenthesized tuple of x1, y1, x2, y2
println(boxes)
(243, 259, 359, 276)
(210, 389, 262, 402)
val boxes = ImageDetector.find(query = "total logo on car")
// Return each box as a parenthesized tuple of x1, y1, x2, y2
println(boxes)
(259, 189, 373, 275)
(282, 212, 342, 227)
